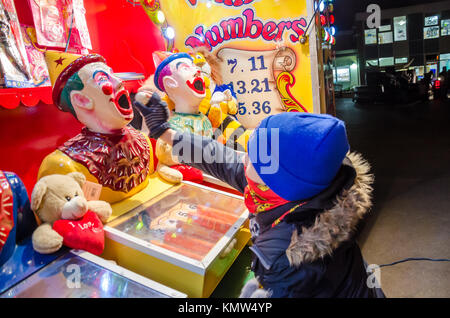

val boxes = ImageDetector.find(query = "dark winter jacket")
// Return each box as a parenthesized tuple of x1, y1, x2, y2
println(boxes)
(172, 132, 384, 298)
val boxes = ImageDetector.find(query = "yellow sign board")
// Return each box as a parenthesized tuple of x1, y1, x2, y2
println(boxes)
(158, 0, 321, 128)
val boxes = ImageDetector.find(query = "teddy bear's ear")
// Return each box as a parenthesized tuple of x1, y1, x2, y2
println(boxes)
(31, 180, 47, 212)
(67, 172, 86, 188)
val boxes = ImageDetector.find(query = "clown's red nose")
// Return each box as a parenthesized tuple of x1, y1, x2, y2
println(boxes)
(102, 82, 113, 95)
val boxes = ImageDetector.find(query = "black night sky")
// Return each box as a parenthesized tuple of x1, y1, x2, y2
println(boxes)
(334, 0, 449, 31)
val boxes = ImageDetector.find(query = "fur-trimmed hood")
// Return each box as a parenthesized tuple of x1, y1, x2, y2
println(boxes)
(285, 152, 374, 266)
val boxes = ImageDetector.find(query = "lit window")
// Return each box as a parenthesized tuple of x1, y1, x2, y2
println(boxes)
(379, 57, 394, 67)
(415, 66, 425, 77)
(336, 68, 351, 82)
(364, 29, 377, 45)
(440, 53, 450, 72)
(393, 16, 407, 41)
(395, 57, 408, 64)
(378, 25, 391, 32)
(424, 26, 440, 39)
(425, 15, 439, 26)
(441, 19, 450, 36)
(378, 32, 393, 44)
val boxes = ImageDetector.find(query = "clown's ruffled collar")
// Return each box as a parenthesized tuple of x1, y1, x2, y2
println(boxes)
(58, 126, 150, 193)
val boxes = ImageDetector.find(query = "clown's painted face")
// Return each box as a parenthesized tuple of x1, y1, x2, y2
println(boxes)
(164, 57, 206, 103)
(70, 62, 133, 134)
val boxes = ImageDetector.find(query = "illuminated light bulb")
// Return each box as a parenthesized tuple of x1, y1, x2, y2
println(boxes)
(164, 26, 175, 40)
(328, 4, 334, 13)
(206, 0, 212, 8)
(329, 14, 335, 24)
(330, 35, 336, 45)
(322, 29, 330, 42)
(330, 26, 336, 36)
(319, 1, 325, 12)
(156, 10, 165, 24)
(320, 15, 327, 26)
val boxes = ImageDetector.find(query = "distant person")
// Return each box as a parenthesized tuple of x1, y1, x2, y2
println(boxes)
(423, 71, 434, 91)
(424, 70, 433, 84)
(439, 67, 448, 100)
(398, 71, 409, 89)
(407, 70, 416, 84)
(447, 68, 450, 99)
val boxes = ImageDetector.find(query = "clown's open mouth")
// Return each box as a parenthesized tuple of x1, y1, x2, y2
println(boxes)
(112, 90, 133, 116)
(186, 77, 206, 95)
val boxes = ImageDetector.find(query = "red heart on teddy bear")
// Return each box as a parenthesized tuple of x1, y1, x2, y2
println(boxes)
(53, 211, 104, 255)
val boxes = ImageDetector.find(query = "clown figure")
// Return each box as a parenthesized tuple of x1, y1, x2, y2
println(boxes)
(37, 51, 161, 204)
(135, 52, 214, 184)
(136, 51, 213, 137)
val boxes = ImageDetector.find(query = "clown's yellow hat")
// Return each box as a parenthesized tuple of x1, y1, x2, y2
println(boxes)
(44, 50, 106, 110)
(44, 51, 82, 87)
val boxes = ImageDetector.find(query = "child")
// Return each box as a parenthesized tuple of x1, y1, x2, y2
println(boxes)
(135, 93, 385, 298)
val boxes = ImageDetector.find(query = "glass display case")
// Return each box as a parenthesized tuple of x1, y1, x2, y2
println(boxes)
(1, 250, 186, 298)
(102, 181, 250, 297)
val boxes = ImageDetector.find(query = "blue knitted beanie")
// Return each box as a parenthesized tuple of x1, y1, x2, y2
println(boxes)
(247, 112, 350, 201)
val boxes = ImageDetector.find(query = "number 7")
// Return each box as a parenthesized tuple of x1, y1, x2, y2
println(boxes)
(228, 59, 237, 73)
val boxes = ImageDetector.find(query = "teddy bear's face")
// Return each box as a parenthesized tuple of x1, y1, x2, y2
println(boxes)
(31, 173, 89, 224)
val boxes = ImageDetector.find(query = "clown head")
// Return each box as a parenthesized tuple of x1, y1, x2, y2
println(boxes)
(153, 52, 206, 114)
(45, 52, 133, 134)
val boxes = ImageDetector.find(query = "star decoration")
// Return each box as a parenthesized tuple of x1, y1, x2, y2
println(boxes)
(55, 56, 65, 67)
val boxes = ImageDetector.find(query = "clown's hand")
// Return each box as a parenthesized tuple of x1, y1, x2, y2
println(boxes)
(134, 92, 171, 140)
(239, 278, 271, 298)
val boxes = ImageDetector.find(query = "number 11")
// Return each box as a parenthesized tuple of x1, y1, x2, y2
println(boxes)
(249, 55, 267, 71)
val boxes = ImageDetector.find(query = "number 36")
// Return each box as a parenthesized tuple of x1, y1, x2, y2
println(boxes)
(252, 101, 271, 115)
(238, 101, 271, 115)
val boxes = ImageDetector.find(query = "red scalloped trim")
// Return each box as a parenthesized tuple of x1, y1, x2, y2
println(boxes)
(0, 87, 53, 109)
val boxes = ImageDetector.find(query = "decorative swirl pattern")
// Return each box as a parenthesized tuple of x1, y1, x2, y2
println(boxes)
(276, 71, 308, 113)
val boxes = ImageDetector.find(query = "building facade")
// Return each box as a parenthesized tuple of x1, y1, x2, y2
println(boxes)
(354, 1, 450, 84)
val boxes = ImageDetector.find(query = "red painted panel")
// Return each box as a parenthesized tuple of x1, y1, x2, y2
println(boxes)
(84, 0, 166, 77)
(0, 103, 82, 195)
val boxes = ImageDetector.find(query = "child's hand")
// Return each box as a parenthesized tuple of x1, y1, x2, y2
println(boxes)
(239, 278, 271, 298)
(134, 92, 171, 140)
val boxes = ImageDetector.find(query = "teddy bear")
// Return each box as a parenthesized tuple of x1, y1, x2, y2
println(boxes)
(30, 172, 112, 255)
(191, 47, 252, 152)
(191, 46, 238, 128)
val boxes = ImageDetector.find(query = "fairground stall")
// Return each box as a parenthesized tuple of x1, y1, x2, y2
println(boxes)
(0, 0, 337, 298)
